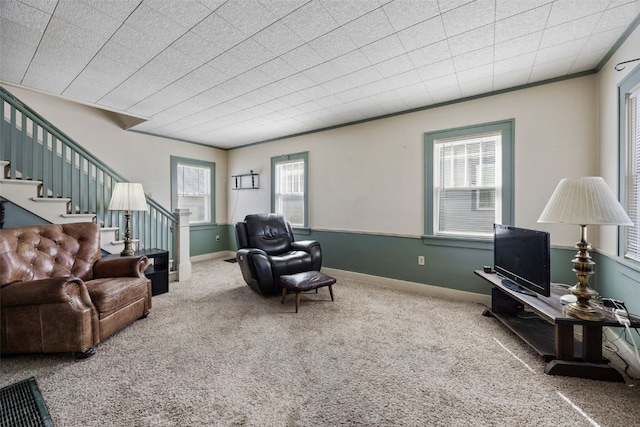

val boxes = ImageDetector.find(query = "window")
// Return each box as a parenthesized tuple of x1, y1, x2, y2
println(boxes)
(425, 120, 514, 238)
(171, 156, 215, 225)
(621, 66, 640, 261)
(271, 152, 308, 228)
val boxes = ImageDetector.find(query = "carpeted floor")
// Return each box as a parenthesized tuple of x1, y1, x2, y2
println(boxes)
(1, 259, 639, 426)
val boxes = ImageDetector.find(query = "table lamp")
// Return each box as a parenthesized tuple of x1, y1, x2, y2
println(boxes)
(538, 177, 632, 321)
(108, 182, 149, 256)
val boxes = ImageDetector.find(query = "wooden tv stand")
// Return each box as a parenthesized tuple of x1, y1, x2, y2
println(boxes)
(475, 270, 640, 382)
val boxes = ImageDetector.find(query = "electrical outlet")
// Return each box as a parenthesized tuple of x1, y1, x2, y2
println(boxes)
(418, 256, 425, 266)
(215, 235, 220, 241)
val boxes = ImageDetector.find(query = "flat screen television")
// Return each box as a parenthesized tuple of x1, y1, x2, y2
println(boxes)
(493, 224, 551, 297)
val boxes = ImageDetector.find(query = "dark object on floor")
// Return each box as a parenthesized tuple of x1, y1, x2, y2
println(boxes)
(0, 377, 54, 427)
(224, 258, 238, 263)
(280, 271, 336, 313)
(235, 213, 322, 296)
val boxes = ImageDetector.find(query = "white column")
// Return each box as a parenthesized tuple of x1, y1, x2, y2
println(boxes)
(175, 209, 192, 281)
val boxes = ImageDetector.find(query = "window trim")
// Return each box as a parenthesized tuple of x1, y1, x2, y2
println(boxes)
(271, 151, 309, 230)
(618, 64, 640, 260)
(170, 156, 216, 227)
(424, 119, 515, 240)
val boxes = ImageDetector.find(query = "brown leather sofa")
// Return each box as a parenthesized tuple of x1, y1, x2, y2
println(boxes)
(0, 222, 152, 358)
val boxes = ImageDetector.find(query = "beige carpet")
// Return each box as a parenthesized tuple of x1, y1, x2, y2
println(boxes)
(1, 259, 639, 426)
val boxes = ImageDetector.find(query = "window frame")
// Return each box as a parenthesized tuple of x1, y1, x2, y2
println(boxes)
(618, 64, 640, 261)
(424, 119, 515, 242)
(271, 151, 309, 230)
(170, 156, 216, 227)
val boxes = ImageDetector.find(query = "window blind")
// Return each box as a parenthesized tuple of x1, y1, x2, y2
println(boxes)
(626, 87, 640, 261)
(275, 159, 305, 226)
(177, 163, 211, 223)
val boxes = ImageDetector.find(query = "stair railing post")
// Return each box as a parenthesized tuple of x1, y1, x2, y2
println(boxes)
(175, 209, 192, 281)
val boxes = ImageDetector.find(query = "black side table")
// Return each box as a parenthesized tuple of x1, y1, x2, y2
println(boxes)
(103, 248, 169, 296)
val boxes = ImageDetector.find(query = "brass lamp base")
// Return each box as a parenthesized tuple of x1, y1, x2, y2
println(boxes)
(563, 224, 604, 321)
(120, 210, 135, 257)
(563, 300, 604, 321)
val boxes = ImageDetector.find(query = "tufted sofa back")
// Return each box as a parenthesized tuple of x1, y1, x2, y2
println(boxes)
(242, 213, 293, 255)
(0, 222, 101, 286)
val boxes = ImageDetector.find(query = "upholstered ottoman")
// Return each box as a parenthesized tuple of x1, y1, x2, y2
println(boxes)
(280, 271, 336, 313)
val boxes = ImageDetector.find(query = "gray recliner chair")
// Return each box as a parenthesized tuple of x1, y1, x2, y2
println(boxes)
(235, 213, 322, 296)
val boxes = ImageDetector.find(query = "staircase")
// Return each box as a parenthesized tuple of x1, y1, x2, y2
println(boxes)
(0, 86, 176, 258)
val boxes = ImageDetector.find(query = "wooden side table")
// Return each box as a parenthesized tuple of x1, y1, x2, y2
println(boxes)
(475, 269, 640, 382)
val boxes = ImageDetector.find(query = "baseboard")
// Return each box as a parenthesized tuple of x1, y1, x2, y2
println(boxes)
(321, 267, 492, 306)
(190, 250, 236, 263)
(603, 327, 640, 377)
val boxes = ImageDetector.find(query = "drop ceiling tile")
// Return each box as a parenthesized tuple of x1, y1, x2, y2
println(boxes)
(21, 65, 78, 94)
(408, 40, 451, 68)
(495, 4, 551, 44)
(384, 69, 423, 90)
(109, 25, 167, 65)
(63, 65, 127, 102)
(374, 54, 415, 78)
(280, 74, 317, 92)
(260, 81, 295, 98)
(394, 81, 428, 98)
(258, 0, 308, 17)
(81, 0, 140, 21)
(216, 0, 277, 36)
(423, 73, 459, 92)
(529, 58, 575, 82)
(282, 1, 339, 42)
(294, 100, 325, 114)
(360, 34, 406, 65)
(343, 8, 396, 48)
(281, 44, 325, 72)
(153, 47, 207, 74)
(546, 0, 608, 27)
(595, 2, 640, 33)
(44, 17, 107, 54)
(0, 1, 50, 32)
(540, 14, 601, 49)
(494, 31, 543, 61)
(191, 12, 246, 50)
(429, 84, 462, 104)
(495, 0, 552, 20)
(397, 16, 446, 52)
(54, 0, 121, 36)
(435, 0, 474, 14)
(171, 31, 224, 62)
(207, 50, 253, 78)
(459, 77, 494, 97)
(230, 38, 274, 70)
(493, 68, 531, 91)
(298, 85, 331, 102)
(262, 98, 292, 112)
(448, 24, 494, 56)
(583, 27, 628, 53)
(330, 50, 372, 75)
(570, 48, 608, 73)
(441, 0, 495, 37)
(0, 45, 31, 82)
(382, 0, 440, 31)
(321, 0, 382, 26)
(416, 58, 456, 81)
(453, 46, 494, 72)
(494, 52, 537, 74)
(359, 79, 392, 97)
(346, 67, 384, 87)
(279, 92, 309, 106)
(303, 61, 347, 84)
(19, 0, 58, 14)
(456, 63, 494, 84)
(124, 4, 188, 44)
(236, 68, 276, 90)
(535, 38, 587, 66)
(310, 28, 358, 61)
(144, 0, 214, 28)
(254, 21, 304, 56)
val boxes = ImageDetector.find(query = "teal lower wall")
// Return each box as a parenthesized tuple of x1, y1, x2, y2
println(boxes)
(224, 225, 635, 302)
(593, 252, 640, 316)
(190, 223, 230, 257)
(288, 229, 577, 296)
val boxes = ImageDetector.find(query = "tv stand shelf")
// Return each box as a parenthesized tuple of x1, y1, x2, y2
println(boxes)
(475, 270, 640, 382)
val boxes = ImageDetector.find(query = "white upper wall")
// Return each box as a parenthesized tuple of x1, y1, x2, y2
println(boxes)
(2, 85, 228, 225)
(597, 23, 640, 257)
(228, 76, 597, 246)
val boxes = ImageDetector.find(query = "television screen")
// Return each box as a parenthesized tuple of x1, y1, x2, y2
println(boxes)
(494, 224, 551, 297)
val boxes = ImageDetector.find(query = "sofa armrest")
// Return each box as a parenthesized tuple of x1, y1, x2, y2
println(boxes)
(93, 256, 149, 279)
(1, 277, 93, 308)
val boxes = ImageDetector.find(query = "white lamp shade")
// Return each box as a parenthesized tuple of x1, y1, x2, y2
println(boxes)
(108, 182, 149, 211)
(538, 177, 632, 225)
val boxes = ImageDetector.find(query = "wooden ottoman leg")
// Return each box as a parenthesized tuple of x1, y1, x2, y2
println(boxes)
(295, 293, 301, 313)
(281, 287, 287, 304)
(328, 285, 334, 301)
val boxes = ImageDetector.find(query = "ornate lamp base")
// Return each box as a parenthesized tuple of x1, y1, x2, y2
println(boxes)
(120, 210, 135, 256)
(563, 301, 604, 321)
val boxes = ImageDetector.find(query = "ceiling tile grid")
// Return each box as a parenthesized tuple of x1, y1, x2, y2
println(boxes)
(1, 0, 639, 148)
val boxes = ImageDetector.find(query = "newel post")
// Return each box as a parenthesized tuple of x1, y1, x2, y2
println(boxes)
(175, 209, 192, 281)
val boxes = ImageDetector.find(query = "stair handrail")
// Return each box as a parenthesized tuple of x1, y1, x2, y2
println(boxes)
(0, 85, 176, 258)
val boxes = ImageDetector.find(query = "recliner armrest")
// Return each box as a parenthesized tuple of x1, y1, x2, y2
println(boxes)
(290, 240, 320, 253)
(93, 256, 149, 279)
(1, 277, 93, 308)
